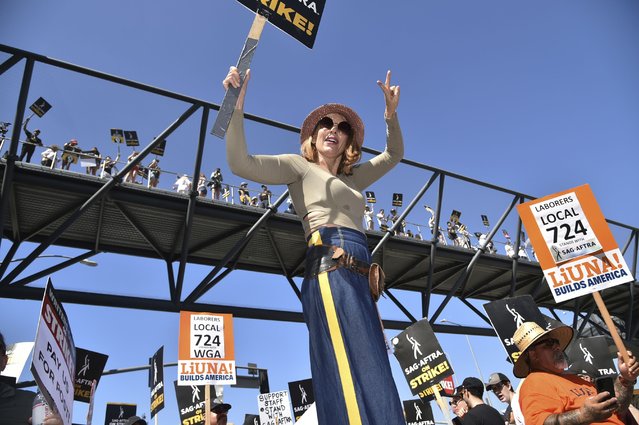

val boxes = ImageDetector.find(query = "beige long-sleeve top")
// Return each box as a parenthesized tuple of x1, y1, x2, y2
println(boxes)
(226, 109, 404, 235)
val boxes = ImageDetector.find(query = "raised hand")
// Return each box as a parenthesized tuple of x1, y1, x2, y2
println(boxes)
(222, 66, 251, 110)
(618, 350, 639, 383)
(377, 70, 400, 118)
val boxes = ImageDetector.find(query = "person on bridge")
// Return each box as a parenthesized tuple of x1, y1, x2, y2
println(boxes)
(224, 66, 405, 425)
(20, 117, 43, 163)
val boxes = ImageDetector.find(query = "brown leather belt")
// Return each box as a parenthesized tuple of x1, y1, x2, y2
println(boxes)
(305, 245, 370, 279)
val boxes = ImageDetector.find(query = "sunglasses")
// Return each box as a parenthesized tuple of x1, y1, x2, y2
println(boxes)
(316, 116, 352, 136)
(490, 382, 505, 393)
(449, 399, 461, 406)
(532, 337, 560, 349)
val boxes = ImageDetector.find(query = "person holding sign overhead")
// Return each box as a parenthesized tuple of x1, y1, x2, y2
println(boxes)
(20, 118, 43, 163)
(513, 321, 639, 425)
(223, 66, 405, 424)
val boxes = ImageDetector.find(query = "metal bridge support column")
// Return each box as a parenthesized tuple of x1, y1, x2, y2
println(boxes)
(0, 58, 33, 253)
(175, 107, 210, 303)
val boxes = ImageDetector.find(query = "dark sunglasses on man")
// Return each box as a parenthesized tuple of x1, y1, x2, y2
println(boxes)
(490, 382, 505, 393)
(531, 337, 560, 350)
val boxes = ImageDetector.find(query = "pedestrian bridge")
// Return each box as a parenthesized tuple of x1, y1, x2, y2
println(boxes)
(0, 43, 637, 344)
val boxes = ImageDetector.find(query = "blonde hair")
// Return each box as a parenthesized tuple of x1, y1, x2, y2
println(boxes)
(300, 129, 362, 176)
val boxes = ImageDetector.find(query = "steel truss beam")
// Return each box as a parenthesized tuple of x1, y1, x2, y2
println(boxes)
(0, 104, 200, 286)
(184, 191, 290, 304)
(430, 195, 521, 324)
(0, 285, 495, 336)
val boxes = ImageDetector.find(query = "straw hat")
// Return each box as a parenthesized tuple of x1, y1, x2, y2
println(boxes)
(299, 103, 364, 149)
(512, 321, 573, 378)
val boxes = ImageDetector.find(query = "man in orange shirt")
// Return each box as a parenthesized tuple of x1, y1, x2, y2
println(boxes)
(512, 322, 638, 425)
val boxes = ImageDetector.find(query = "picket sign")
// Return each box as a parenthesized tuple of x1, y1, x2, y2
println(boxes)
(205, 385, 211, 425)
(517, 184, 633, 365)
(211, 13, 267, 138)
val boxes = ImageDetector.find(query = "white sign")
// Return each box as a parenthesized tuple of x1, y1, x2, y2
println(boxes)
(31, 279, 76, 425)
(257, 390, 294, 425)
(5, 342, 34, 380)
(530, 191, 602, 263)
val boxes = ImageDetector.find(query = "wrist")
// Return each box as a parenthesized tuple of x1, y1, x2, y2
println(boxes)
(619, 375, 637, 387)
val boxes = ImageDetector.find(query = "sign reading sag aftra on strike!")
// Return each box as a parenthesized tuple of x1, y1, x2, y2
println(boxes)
(235, 0, 325, 48)
(392, 319, 454, 401)
(178, 311, 235, 386)
(517, 184, 633, 303)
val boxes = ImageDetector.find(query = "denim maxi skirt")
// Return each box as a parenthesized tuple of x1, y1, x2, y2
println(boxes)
(302, 226, 405, 425)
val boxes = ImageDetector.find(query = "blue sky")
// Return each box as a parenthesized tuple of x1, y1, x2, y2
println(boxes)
(1, 0, 639, 424)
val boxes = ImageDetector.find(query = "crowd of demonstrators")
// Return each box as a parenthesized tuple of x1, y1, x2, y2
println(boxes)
(0, 332, 62, 425)
(0, 121, 575, 259)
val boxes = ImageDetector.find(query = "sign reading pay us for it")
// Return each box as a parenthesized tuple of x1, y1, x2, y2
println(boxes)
(517, 184, 632, 303)
(178, 311, 236, 386)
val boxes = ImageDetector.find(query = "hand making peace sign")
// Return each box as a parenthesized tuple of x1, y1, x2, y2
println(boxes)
(377, 70, 400, 118)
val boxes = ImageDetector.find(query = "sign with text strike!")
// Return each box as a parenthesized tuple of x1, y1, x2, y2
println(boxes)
(149, 346, 165, 417)
(235, 0, 325, 48)
(31, 278, 76, 425)
(178, 311, 235, 386)
(174, 381, 207, 425)
(517, 184, 633, 303)
(74, 347, 108, 403)
(392, 319, 454, 401)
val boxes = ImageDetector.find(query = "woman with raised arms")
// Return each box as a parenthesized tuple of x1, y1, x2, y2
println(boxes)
(224, 66, 405, 425)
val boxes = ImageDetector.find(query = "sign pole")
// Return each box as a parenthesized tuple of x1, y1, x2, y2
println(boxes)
(205, 385, 211, 425)
(432, 386, 452, 425)
(211, 12, 267, 138)
(86, 380, 96, 425)
(591, 291, 630, 364)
